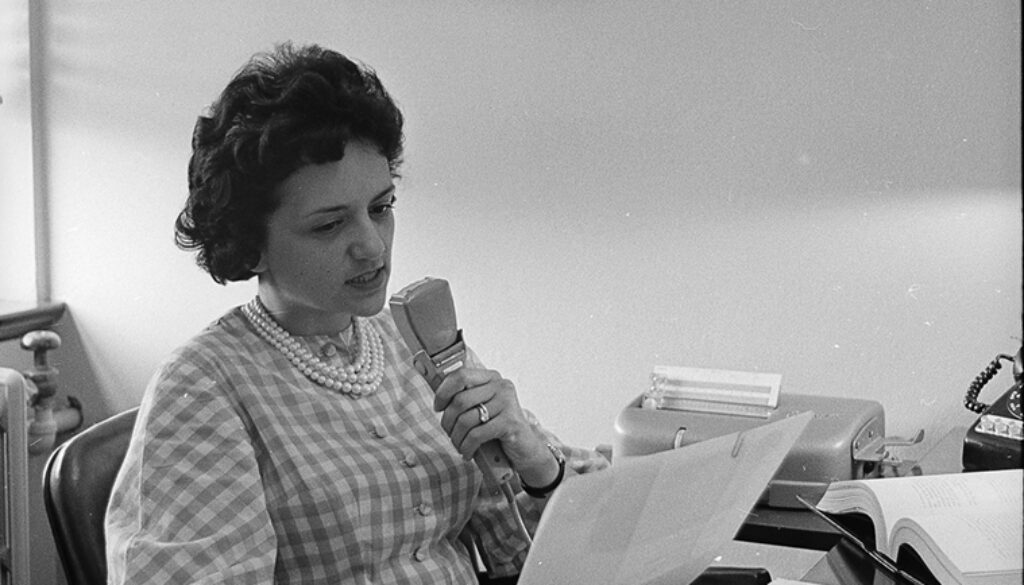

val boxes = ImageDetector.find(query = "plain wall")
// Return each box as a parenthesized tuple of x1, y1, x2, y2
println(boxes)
(0, 0, 36, 301)
(8, 1, 1023, 455)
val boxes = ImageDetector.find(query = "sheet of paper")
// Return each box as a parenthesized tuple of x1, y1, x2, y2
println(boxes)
(518, 411, 813, 585)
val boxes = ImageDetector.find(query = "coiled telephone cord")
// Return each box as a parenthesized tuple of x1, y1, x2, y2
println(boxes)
(964, 353, 1014, 414)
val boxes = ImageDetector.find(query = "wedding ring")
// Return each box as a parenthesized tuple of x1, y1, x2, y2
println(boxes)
(476, 403, 490, 424)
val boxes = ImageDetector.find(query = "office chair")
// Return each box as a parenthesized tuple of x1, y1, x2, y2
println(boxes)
(43, 407, 138, 585)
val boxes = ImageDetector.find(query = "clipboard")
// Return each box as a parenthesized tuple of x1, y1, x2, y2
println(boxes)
(517, 411, 814, 585)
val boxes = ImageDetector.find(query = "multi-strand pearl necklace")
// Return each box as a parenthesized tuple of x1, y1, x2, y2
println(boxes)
(241, 297, 385, 396)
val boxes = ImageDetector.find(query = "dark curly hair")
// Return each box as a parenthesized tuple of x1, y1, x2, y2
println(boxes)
(175, 43, 405, 284)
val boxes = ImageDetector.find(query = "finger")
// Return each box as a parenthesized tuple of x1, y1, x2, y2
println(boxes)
(452, 405, 507, 459)
(439, 386, 492, 434)
(445, 378, 523, 445)
(432, 367, 501, 411)
(441, 376, 520, 436)
(456, 423, 491, 460)
(448, 403, 488, 456)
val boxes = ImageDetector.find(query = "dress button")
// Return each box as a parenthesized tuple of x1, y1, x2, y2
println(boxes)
(417, 502, 433, 516)
(321, 343, 337, 358)
(371, 422, 388, 438)
(402, 449, 418, 468)
(413, 546, 428, 562)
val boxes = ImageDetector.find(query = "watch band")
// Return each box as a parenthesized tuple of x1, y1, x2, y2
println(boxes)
(520, 442, 566, 498)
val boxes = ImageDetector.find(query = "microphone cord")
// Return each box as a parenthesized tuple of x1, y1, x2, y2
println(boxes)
(499, 481, 533, 545)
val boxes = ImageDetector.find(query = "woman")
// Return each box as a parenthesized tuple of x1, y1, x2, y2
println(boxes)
(104, 43, 607, 585)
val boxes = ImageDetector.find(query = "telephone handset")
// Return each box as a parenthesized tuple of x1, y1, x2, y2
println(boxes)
(962, 347, 1023, 471)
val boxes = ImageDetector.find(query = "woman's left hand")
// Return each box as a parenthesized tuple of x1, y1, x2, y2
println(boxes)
(432, 366, 560, 488)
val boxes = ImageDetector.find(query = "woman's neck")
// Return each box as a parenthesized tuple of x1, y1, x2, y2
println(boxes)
(255, 289, 354, 337)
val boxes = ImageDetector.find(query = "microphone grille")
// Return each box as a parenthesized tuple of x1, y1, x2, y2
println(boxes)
(391, 277, 459, 355)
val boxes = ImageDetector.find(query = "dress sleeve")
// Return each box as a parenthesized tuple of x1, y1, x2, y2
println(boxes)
(467, 409, 611, 578)
(105, 367, 277, 585)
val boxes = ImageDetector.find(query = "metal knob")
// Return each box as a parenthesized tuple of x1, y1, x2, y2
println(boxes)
(20, 330, 61, 402)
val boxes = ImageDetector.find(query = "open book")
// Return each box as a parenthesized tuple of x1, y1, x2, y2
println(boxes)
(812, 468, 1022, 585)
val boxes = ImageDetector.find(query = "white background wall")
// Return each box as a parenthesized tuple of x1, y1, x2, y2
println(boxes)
(5, 1, 1022, 453)
(0, 0, 36, 302)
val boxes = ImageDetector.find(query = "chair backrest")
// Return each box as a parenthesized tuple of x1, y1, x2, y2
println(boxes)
(43, 407, 139, 585)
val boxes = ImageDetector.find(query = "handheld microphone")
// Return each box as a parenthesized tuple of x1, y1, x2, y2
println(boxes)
(390, 277, 515, 486)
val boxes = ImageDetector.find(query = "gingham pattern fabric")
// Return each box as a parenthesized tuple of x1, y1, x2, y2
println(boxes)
(105, 306, 607, 584)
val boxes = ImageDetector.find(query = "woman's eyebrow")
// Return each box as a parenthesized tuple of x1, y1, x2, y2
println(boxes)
(372, 185, 397, 201)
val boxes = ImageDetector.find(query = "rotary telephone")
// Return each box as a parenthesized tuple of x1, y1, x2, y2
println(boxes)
(962, 346, 1023, 471)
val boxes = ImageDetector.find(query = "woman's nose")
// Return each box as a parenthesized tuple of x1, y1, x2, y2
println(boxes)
(350, 219, 386, 260)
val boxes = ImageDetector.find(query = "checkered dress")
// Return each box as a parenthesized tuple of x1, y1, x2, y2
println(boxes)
(105, 306, 606, 584)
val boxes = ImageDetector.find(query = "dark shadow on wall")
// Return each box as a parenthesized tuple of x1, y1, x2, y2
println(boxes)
(50, 312, 117, 429)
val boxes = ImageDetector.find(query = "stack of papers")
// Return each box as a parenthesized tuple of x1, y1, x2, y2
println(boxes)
(517, 411, 813, 585)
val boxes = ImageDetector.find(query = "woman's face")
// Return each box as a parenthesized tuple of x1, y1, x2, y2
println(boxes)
(255, 140, 396, 335)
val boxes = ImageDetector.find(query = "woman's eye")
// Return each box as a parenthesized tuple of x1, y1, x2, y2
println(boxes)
(370, 200, 396, 218)
(312, 220, 343, 233)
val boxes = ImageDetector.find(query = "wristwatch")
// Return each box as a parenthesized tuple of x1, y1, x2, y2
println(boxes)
(520, 442, 566, 498)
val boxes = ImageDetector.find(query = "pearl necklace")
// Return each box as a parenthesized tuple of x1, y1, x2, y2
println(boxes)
(241, 297, 385, 396)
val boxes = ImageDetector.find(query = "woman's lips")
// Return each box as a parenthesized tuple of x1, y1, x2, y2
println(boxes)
(347, 266, 386, 288)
